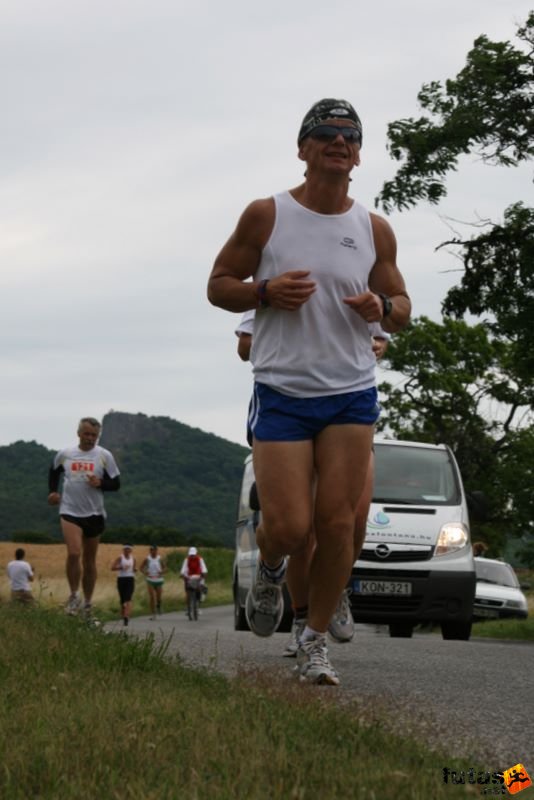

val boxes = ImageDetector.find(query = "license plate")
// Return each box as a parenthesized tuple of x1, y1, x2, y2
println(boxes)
(474, 606, 499, 618)
(352, 579, 412, 596)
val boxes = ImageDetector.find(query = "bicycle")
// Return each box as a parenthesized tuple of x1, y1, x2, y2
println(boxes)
(185, 575, 203, 621)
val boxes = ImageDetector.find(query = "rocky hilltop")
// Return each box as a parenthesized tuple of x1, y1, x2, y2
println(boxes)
(99, 410, 176, 451)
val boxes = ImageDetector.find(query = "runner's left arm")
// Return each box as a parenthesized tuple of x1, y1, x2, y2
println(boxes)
(48, 463, 64, 493)
(100, 469, 120, 492)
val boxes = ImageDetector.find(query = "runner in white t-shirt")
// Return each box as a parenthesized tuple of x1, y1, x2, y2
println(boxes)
(48, 417, 120, 616)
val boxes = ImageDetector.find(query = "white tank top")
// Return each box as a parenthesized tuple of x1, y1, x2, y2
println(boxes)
(118, 555, 134, 578)
(145, 555, 162, 579)
(251, 191, 377, 397)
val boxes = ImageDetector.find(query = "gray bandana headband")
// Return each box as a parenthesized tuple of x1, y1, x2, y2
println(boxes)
(298, 98, 362, 145)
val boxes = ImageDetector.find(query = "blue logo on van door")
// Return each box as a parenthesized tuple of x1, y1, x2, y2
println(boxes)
(368, 511, 390, 529)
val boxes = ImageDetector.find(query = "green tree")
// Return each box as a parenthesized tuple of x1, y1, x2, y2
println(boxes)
(376, 12, 533, 360)
(376, 317, 524, 546)
(376, 12, 533, 349)
(442, 202, 534, 388)
(375, 13, 534, 548)
(377, 13, 533, 212)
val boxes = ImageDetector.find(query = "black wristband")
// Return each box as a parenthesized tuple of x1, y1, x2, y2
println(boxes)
(257, 279, 270, 308)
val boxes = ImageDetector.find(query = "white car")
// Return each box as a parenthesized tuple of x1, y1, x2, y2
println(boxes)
(473, 557, 529, 620)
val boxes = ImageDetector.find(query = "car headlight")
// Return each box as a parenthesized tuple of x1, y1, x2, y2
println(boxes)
(505, 600, 524, 609)
(435, 523, 469, 556)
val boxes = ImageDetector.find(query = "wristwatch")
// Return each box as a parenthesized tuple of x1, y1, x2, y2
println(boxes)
(257, 279, 270, 309)
(378, 293, 392, 318)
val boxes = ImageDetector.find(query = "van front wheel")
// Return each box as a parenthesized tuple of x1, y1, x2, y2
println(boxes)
(441, 620, 472, 641)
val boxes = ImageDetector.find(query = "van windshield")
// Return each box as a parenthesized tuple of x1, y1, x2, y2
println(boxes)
(373, 444, 461, 506)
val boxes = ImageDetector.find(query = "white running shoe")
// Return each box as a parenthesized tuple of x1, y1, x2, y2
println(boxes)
(283, 618, 307, 658)
(328, 589, 355, 643)
(296, 634, 340, 686)
(81, 602, 93, 619)
(65, 593, 82, 615)
(81, 603, 101, 627)
(245, 558, 286, 637)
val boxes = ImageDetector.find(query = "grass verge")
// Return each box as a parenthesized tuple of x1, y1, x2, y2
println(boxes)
(472, 616, 534, 640)
(0, 605, 487, 800)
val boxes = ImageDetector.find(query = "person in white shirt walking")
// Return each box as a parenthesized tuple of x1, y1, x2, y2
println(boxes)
(7, 548, 34, 604)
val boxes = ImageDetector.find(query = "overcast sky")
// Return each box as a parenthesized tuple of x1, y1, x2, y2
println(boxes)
(1, 0, 531, 452)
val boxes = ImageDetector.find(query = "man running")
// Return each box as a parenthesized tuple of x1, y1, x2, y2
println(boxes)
(235, 311, 390, 654)
(48, 416, 121, 616)
(208, 98, 411, 685)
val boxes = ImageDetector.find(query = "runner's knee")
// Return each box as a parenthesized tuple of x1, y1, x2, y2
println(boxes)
(258, 516, 310, 554)
(314, 513, 355, 547)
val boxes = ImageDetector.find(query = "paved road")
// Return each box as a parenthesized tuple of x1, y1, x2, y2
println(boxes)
(106, 605, 534, 767)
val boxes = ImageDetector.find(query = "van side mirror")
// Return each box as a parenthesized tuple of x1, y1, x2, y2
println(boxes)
(249, 481, 261, 512)
(467, 490, 488, 523)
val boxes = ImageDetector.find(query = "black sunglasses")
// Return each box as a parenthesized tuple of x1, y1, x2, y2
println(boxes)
(309, 125, 361, 144)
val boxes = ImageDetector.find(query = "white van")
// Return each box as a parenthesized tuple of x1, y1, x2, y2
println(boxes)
(350, 439, 476, 640)
(233, 439, 477, 640)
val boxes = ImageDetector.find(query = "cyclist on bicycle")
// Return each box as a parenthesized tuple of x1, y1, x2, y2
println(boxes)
(180, 546, 208, 601)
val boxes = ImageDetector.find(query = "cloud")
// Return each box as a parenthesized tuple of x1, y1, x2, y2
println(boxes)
(0, 0, 531, 449)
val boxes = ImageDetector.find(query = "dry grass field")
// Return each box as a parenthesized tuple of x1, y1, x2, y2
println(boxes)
(0, 542, 194, 615)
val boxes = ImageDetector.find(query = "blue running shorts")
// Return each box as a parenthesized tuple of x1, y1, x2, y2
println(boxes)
(249, 382, 380, 442)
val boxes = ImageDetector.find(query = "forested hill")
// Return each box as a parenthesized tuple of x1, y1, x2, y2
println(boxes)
(0, 411, 249, 547)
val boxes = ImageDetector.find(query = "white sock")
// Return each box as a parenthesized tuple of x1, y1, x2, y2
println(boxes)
(300, 625, 324, 643)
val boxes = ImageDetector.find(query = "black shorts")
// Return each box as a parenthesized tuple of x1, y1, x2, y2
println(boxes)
(117, 576, 135, 603)
(60, 514, 105, 538)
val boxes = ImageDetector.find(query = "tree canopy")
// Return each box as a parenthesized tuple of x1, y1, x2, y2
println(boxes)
(377, 317, 532, 549)
(376, 12, 533, 213)
(376, 12, 534, 551)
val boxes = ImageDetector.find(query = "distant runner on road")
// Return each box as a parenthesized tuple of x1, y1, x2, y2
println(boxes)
(111, 544, 137, 626)
(140, 545, 167, 620)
